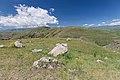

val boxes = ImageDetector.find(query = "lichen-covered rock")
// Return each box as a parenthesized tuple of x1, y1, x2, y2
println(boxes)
(32, 57, 64, 69)
(48, 43, 68, 57)
(14, 40, 24, 48)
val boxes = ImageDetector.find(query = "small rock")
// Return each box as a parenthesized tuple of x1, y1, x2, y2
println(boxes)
(32, 60, 40, 68)
(117, 60, 120, 63)
(48, 43, 68, 57)
(48, 65, 54, 70)
(104, 57, 108, 60)
(14, 40, 24, 48)
(117, 52, 119, 54)
(32, 49, 42, 53)
(113, 51, 116, 53)
(66, 38, 71, 41)
(96, 59, 103, 63)
(40, 57, 53, 62)
(0, 45, 6, 48)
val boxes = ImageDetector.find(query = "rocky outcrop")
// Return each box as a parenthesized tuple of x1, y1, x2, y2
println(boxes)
(48, 43, 68, 57)
(32, 57, 64, 69)
(104, 40, 120, 51)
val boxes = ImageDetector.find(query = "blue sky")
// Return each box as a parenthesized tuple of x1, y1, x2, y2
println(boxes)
(0, 0, 120, 29)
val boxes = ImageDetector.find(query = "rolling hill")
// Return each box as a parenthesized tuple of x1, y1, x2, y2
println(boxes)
(0, 26, 119, 46)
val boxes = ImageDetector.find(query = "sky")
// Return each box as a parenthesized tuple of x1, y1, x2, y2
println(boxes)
(0, 0, 120, 29)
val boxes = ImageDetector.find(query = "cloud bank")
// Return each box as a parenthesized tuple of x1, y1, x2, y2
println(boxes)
(83, 19, 120, 27)
(0, 4, 58, 28)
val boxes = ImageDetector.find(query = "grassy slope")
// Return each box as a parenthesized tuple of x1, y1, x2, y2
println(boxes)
(0, 38, 120, 80)
(0, 27, 118, 46)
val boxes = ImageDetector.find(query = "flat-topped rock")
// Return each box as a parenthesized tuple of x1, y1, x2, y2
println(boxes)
(48, 43, 68, 57)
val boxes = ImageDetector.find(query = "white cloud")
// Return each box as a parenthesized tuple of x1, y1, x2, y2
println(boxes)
(83, 18, 120, 27)
(0, 4, 58, 28)
(49, 8, 55, 15)
(112, 19, 120, 22)
(83, 24, 95, 27)
(50, 8, 55, 12)
(83, 24, 88, 26)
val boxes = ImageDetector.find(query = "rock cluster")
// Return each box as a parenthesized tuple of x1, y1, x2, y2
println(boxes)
(33, 57, 64, 69)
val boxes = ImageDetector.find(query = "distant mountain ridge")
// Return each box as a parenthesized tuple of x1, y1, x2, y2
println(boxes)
(89, 25, 120, 30)
(0, 28, 32, 32)
(0, 26, 119, 46)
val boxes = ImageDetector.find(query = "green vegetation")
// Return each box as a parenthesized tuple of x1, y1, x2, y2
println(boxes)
(0, 38, 120, 80)
(0, 27, 120, 80)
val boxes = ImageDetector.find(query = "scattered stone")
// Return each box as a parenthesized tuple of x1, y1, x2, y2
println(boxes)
(48, 43, 68, 57)
(32, 60, 40, 68)
(66, 38, 71, 41)
(32, 57, 64, 69)
(117, 60, 120, 63)
(96, 59, 103, 63)
(113, 51, 116, 53)
(117, 52, 119, 54)
(104, 57, 108, 60)
(40, 57, 53, 62)
(14, 40, 24, 48)
(0, 45, 7, 48)
(68, 69, 79, 73)
(32, 49, 42, 53)
(48, 65, 54, 70)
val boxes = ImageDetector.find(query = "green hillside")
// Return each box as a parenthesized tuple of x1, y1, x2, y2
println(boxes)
(0, 27, 119, 46)
(0, 27, 120, 80)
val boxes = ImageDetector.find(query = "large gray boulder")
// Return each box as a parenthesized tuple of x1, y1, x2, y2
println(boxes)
(48, 43, 68, 57)
(14, 40, 24, 48)
(32, 57, 64, 69)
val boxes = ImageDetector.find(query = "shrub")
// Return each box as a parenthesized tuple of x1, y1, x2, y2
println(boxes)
(9, 41, 15, 47)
